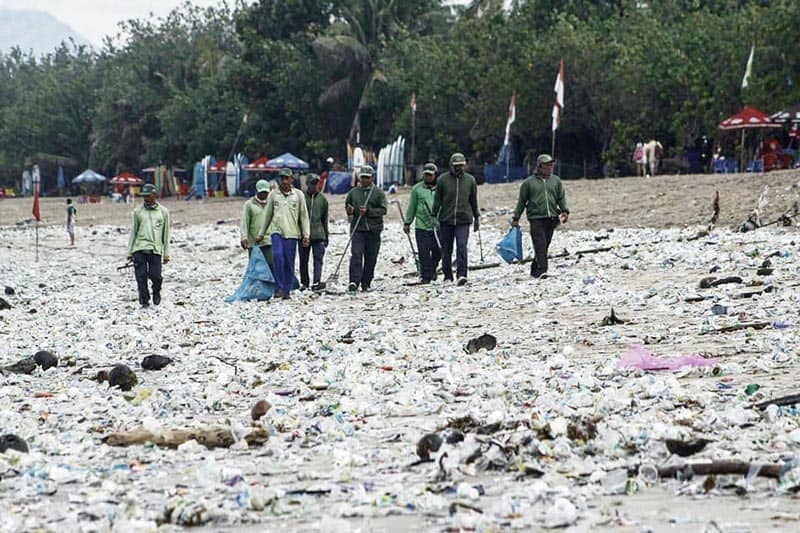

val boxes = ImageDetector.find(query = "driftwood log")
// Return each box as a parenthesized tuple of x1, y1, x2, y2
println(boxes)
(699, 322, 771, 335)
(103, 426, 269, 449)
(657, 461, 783, 480)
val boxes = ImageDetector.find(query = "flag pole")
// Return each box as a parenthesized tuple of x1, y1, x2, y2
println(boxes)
(411, 108, 416, 176)
(505, 143, 510, 183)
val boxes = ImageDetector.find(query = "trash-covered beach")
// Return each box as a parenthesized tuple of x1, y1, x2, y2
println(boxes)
(2, 171, 800, 531)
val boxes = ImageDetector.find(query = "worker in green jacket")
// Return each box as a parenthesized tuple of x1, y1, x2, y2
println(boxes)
(431, 152, 479, 286)
(299, 173, 329, 291)
(240, 179, 273, 270)
(511, 154, 569, 278)
(345, 165, 387, 292)
(258, 168, 310, 299)
(404, 162, 441, 284)
(127, 183, 170, 307)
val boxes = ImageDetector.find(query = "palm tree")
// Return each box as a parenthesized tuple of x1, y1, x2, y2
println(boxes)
(312, 0, 402, 143)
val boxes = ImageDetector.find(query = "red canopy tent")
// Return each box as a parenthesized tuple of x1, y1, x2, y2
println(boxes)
(208, 161, 228, 173)
(718, 106, 780, 171)
(109, 171, 144, 195)
(244, 156, 279, 172)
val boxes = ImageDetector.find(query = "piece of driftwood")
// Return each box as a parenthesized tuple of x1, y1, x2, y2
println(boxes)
(754, 394, 800, 411)
(657, 461, 783, 480)
(733, 286, 774, 299)
(103, 426, 269, 448)
(699, 322, 771, 335)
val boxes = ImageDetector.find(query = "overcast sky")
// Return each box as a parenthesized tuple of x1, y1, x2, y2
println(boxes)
(0, 0, 223, 44)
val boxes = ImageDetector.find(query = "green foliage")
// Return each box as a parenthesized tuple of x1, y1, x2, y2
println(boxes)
(1, 0, 799, 188)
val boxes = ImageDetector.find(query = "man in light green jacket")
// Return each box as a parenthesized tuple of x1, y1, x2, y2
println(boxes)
(127, 183, 170, 307)
(240, 179, 273, 270)
(258, 168, 310, 299)
(511, 154, 569, 278)
(404, 163, 441, 283)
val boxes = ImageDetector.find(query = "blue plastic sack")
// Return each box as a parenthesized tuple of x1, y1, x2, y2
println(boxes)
(225, 249, 276, 302)
(496, 225, 523, 263)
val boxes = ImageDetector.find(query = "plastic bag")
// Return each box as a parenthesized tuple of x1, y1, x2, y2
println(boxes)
(617, 345, 717, 371)
(225, 249, 276, 302)
(496, 225, 523, 263)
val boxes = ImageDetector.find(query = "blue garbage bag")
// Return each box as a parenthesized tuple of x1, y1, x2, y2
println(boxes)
(496, 225, 523, 263)
(225, 249, 276, 302)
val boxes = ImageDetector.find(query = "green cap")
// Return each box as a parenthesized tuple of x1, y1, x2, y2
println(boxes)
(358, 165, 374, 177)
(279, 168, 293, 177)
(450, 153, 466, 166)
(139, 184, 157, 196)
(256, 179, 270, 192)
(306, 173, 320, 184)
(537, 154, 554, 164)
(423, 163, 437, 175)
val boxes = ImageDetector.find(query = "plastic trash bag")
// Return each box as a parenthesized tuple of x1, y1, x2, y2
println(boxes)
(617, 345, 717, 371)
(496, 225, 523, 263)
(225, 249, 276, 302)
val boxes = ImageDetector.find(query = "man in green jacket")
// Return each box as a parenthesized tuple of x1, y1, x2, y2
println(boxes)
(345, 165, 387, 292)
(404, 163, 441, 284)
(431, 152, 479, 286)
(511, 154, 569, 278)
(258, 168, 310, 299)
(240, 179, 273, 270)
(299, 173, 329, 291)
(127, 183, 171, 307)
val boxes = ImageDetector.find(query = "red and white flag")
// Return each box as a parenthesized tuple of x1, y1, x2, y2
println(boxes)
(504, 93, 516, 146)
(552, 59, 564, 132)
(410, 92, 417, 114)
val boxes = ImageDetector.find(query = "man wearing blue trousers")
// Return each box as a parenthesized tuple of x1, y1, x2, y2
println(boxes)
(258, 168, 310, 299)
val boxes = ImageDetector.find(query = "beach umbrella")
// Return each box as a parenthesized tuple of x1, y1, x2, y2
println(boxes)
(109, 172, 144, 185)
(72, 169, 107, 184)
(718, 106, 780, 169)
(266, 153, 310, 170)
(769, 104, 800, 124)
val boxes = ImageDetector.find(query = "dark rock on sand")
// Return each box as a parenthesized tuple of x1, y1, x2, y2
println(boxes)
(416, 433, 443, 460)
(0, 434, 29, 453)
(108, 364, 138, 391)
(33, 350, 58, 371)
(465, 333, 497, 354)
(141, 355, 173, 371)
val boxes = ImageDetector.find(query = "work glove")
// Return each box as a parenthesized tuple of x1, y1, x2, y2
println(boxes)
(163, 256, 170, 264)
(126, 254, 132, 261)
(403, 224, 411, 235)
(473, 218, 480, 232)
(240, 239, 248, 250)
(510, 218, 519, 227)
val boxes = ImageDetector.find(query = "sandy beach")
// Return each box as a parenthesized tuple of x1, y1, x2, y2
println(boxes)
(2, 170, 800, 531)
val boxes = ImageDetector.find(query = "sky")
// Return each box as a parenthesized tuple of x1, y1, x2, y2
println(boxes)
(0, 0, 222, 45)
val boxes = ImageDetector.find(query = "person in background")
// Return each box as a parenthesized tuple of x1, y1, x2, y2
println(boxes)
(240, 179, 274, 270)
(633, 142, 647, 177)
(258, 168, 310, 299)
(299, 174, 329, 291)
(511, 154, 569, 278)
(127, 184, 171, 307)
(404, 163, 441, 284)
(644, 139, 663, 176)
(66, 198, 77, 246)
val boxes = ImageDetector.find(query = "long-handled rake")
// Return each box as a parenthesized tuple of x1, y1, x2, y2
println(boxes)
(476, 222, 485, 263)
(391, 199, 420, 277)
